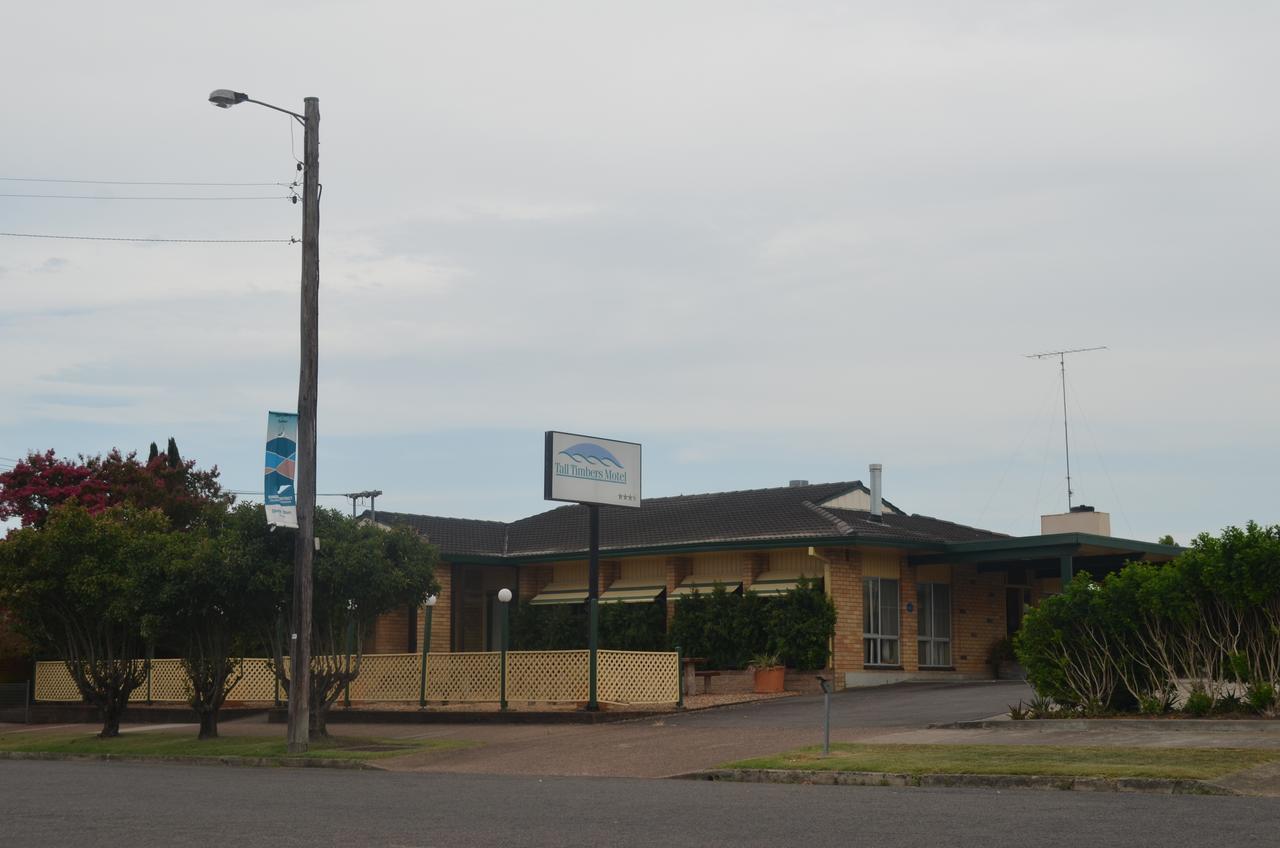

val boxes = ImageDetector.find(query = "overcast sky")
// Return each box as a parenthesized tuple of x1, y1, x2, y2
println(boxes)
(3, 1, 1277, 544)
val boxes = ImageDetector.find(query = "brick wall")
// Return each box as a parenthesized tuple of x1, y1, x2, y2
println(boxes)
(414, 563, 452, 654)
(826, 548, 861, 687)
(899, 557, 918, 672)
(951, 564, 1006, 674)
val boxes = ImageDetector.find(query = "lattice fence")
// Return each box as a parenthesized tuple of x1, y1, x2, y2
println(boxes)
(506, 650, 589, 703)
(598, 650, 680, 704)
(33, 661, 80, 702)
(226, 659, 282, 702)
(347, 653, 419, 701)
(424, 652, 501, 702)
(35, 650, 679, 706)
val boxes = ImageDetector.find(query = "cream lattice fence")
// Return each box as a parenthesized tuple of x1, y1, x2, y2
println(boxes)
(506, 650, 590, 702)
(424, 652, 501, 701)
(347, 653, 419, 701)
(597, 650, 680, 704)
(35, 650, 680, 706)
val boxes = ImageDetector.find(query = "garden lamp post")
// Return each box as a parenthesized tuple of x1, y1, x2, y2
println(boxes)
(419, 594, 437, 707)
(498, 588, 512, 711)
(209, 88, 320, 755)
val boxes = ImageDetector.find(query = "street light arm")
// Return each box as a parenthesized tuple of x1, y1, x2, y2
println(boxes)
(245, 97, 306, 124)
(209, 89, 304, 124)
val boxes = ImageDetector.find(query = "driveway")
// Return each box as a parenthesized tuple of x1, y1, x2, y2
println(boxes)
(368, 680, 1032, 778)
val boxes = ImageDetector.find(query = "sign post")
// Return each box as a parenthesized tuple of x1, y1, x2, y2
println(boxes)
(544, 431, 641, 712)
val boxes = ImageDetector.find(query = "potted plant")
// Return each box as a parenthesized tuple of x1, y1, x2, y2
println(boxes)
(750, 652, 785, 694)
(989, 638, 1024, 680)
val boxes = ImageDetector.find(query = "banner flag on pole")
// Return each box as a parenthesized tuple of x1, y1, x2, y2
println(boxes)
(264, 411, 299, 528)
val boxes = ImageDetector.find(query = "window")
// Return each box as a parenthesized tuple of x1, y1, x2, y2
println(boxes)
(863, 577, 900, 665)
(917, 583, 952, 668)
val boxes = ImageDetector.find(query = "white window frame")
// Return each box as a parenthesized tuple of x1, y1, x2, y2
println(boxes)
(863, 576, 900, 666)
(917, 582, 952, 668)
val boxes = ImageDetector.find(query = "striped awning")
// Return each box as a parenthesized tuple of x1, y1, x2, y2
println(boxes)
(670, 576, 743, 598)
(529, 582, 589, 605)
(599, 579, 665, 604)
(746, 573, 816, 596)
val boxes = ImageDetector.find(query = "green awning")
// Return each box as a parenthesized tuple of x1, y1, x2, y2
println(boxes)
(746, 572, 818, 596)
(599, 583, 665, 604)
(670, 577, 742, 598)
(529, 582, 589, 605)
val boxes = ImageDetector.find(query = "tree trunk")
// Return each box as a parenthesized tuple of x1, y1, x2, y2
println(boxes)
(309, 704, 328, 739)
(198, 710, 219, 740)
(99, 696, 125, 738)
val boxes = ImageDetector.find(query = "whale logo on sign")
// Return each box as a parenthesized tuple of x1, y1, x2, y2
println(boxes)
(558, 442, 624, 469)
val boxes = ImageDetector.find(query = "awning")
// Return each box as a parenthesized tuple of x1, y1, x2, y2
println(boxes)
(599, 579, 665, 604)
(670, 576, 743, 598)
(529, 582, 589, 605)
(746, 572, 812, 596)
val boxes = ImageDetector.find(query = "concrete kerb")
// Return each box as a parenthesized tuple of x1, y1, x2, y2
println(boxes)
(933, 718, 1280, 733)
(0, 750, 378, 770)
(678, 768, 1236, 795)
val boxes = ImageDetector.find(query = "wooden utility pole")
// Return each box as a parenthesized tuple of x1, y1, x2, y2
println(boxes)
(288, 95, 320, 754)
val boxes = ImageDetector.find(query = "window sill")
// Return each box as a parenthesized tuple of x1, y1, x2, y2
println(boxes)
(863, 665, 904, 671)
(919, 666, 955, 672)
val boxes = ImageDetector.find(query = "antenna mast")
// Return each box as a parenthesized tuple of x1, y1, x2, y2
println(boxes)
(1025, 346, 1107, 511)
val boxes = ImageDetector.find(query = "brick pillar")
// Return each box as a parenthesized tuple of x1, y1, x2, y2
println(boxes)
(827, 548, 861, 690)
(419, 564, 453, 654)
(599, 560, 621, 594)
(900, 557, 918, 672)
(742, 553, 766, 590)
(665, 556, 691, 631)
(518, 564, 553, 601)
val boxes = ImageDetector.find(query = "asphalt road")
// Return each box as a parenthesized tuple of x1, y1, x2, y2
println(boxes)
(2, 759, 1277, 847)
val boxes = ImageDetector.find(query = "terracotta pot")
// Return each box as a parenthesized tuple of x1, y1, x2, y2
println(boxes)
(753, 666, 786, 694)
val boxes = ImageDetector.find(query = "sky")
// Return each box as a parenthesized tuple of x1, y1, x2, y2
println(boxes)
(2, 1, 1277, 545)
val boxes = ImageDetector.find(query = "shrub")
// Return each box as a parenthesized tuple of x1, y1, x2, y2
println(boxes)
(1183, 687, 1214, 717)
(1246, 682, 1276, 715)
(509, 601, 587, 650)
(769, 577, 836, 670)
(599, 601, 666, 652)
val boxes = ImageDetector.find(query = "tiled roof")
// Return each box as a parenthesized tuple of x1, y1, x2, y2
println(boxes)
(371, 511, 508, 557)
(371, 481, 1007, 559)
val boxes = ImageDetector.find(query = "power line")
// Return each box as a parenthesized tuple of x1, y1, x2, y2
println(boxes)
(0, 231, 297, 244)
(1, 177, 293, 187)
(0, 193, 294, 201)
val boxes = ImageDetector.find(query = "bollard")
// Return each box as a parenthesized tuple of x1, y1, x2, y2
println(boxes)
(817, 676, 832, 756)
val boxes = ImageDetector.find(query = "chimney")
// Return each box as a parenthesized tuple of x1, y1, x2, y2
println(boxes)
(869, 463, 883, 520)
(789, 479, 809, 488)
(1041, 504, 1110, 536)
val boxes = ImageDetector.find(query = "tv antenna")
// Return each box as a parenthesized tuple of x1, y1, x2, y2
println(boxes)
(1025, 346, 1107, 511)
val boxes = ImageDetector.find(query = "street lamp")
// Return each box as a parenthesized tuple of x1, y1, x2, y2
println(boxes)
(419, 594, 437, 708)
(210, 87, 320, 755)
(498, 588, 512, 711)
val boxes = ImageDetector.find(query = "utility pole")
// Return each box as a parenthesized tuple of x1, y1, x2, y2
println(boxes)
(1025, 346, 1106, 511)
(288, 95, 320, 755)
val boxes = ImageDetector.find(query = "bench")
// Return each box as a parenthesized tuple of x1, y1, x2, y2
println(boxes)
(693, 670, 721, 694)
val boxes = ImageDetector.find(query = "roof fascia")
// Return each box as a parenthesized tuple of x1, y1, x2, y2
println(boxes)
(448, 534, 948, 564)
(908, 532, 1181, 565)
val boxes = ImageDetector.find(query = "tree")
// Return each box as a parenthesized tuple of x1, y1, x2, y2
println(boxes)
(1157, 534, 1176, 547)
(0, 444, 230, 531)
(0, 503, 169, 736)
(150, 504, 290, 739)
(269, 509, 439, 738)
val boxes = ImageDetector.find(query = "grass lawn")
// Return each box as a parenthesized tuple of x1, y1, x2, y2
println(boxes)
(725, 744, 1280, 780)
(0, 730, 472, 764)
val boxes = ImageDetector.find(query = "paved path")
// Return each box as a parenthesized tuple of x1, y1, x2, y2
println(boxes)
(3, 759, 1278, 848)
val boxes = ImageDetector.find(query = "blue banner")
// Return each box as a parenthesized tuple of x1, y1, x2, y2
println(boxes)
(264, 411, 298, 528)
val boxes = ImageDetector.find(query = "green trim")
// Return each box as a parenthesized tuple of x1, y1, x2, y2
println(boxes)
(908, 533, 1180, 566)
